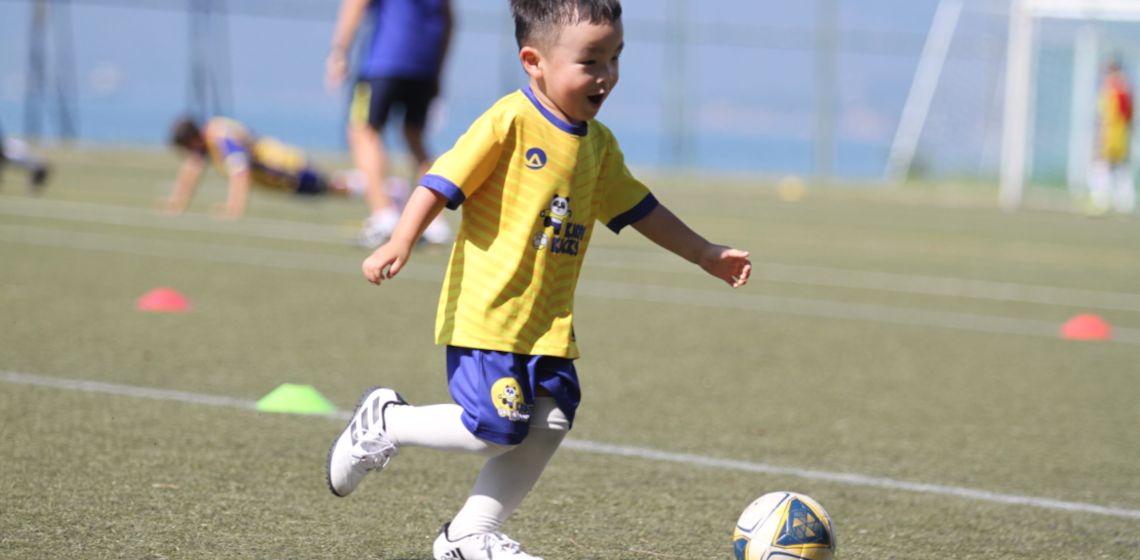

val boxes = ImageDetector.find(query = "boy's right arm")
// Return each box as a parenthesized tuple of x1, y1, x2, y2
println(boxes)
(364, 103, 503, 284)
(158, 154, 205, 216)
(362, 186, 450, 285)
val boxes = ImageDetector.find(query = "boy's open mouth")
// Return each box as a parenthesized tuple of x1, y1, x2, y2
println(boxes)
(588, 94, 605, 106)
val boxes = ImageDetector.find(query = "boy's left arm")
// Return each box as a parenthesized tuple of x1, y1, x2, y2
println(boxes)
(631, 204, 751, 288)
(157, 153, 205, 217)
(210, 172, 250, 220)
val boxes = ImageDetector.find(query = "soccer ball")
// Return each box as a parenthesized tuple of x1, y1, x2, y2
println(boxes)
(733, 492, 835, 560)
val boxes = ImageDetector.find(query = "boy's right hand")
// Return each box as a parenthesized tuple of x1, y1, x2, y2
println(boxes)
(363, 187, 449, 285)
(362, 241, 412, 285)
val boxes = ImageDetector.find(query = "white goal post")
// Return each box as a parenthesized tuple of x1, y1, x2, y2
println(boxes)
(1000, 0, 1140, 210)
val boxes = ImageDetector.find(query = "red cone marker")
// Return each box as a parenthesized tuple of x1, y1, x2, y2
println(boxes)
(136, 288, 192, 313)
(1060, 313, 1112, 341)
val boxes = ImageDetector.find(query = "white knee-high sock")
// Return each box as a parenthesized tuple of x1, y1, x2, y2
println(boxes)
(446, 427, 565, 540)
(446, 398, 569, 540)
(385, 403, 514, 457)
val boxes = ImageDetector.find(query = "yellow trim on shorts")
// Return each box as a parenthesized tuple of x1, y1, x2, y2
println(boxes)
(350, 82, 371, 126)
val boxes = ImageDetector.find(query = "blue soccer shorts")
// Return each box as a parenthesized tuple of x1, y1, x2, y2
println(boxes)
(446, 346, 580, 446)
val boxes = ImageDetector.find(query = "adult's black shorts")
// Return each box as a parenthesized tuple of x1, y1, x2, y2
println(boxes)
(349, 77, 437, 131)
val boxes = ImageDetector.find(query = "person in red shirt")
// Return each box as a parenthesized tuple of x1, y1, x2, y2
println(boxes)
(1089, 60, 1134, 215)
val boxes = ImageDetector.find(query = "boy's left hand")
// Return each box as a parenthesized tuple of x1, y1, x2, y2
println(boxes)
(699, 245, 751, 288)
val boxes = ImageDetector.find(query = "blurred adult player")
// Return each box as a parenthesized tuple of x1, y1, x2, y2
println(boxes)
(326, 0, 453, 246)
(0, 121, 50, 193)
(161, 116, 367, 219)
(1088, 59, 1134, 216)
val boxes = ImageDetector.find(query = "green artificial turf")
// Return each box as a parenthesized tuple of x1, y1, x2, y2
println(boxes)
(2, 150, 1139, 559)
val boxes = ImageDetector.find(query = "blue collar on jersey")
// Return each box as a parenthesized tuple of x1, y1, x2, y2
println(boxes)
(522, 86, 589, 137)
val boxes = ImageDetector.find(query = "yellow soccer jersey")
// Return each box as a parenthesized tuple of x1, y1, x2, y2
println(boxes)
(420, 87, 658, 359)
(1098, 79, 1132, 164)
(203, 117, 311, 192)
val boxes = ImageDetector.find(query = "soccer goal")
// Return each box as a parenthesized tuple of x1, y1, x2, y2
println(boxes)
(1000, 0, 1140, 210)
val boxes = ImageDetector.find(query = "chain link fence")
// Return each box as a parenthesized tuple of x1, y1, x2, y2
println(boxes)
(7, 0, 1131, 184)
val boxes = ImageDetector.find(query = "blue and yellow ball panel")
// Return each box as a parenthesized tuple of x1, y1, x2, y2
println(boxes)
(734, 528, 750, 560)
(770, 497, 833, 559)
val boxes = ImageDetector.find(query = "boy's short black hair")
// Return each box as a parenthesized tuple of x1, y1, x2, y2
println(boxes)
(510, 0, 622, 51)
(170, 117, 203, 151)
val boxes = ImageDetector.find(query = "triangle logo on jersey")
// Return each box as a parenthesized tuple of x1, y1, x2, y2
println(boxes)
(525, 147, 547, 170)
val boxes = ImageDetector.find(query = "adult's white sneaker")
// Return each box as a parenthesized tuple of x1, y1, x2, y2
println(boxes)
(421, 215, 454, 245)
(357, 207, 401, 249)
(326, 386, 406, 497)
(433, 523, 544, 560)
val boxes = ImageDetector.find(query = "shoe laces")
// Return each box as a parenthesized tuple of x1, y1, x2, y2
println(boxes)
(480, 532, 536, 559)
(351, 432, 398, 471)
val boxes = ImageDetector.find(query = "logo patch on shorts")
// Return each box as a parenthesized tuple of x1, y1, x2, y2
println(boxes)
(525, 148, 547, 170)
(491, 378, 532, 422)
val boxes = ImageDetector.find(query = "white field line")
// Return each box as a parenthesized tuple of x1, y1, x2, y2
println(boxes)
(586, 249, 1140, 313)
(4, 223, 1140, 344)
(0, 223, 445, 282)
(3, 370, 1139, 521)
(0, 197, 351, 244)
(576, 280, 1140, 344)
(7, 198, 1140, 312)
(0, 371, 262, 411)
(558, 440, 1140, 520)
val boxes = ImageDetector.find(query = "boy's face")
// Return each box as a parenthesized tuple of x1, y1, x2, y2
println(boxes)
(526, 18, 624, 124)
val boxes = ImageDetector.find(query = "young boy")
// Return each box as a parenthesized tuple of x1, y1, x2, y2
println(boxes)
(163, 117, 454, 244)
(326, 1, 751, 559)
(161, 116, 364, 219)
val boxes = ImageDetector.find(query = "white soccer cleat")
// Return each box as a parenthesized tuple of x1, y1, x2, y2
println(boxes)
(433, 523, 544, 560)
(326, 386, 406, 497)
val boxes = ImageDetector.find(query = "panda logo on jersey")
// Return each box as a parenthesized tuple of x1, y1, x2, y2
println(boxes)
(540, 194, 572, 234)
